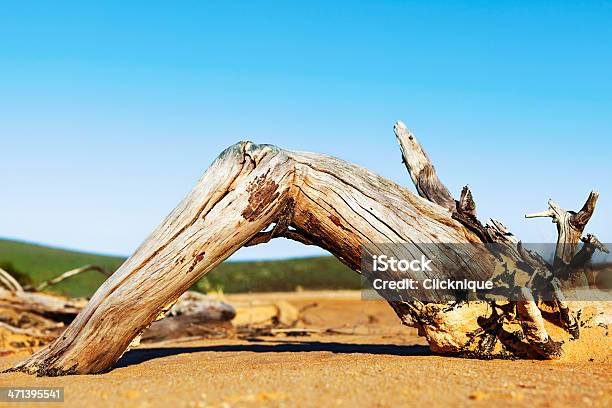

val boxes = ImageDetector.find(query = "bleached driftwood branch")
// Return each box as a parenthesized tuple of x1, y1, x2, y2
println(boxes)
(11, 123, 607, 375)
(35, 265, 110, 292)
(394, 121, 455, 212)
(526, 192, 599, 268)
(0, 267, 23, 292)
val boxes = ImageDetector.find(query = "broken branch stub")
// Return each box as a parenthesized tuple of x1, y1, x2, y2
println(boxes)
(394, 121, 456, 212)
(525, 191, 599, 267)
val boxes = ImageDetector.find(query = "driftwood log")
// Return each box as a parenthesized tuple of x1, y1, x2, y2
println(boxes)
(0, 288, 86, 352)
(0, 264, 238, 353)
(0, 287, 237, 353)
(10, 120, 607, 375)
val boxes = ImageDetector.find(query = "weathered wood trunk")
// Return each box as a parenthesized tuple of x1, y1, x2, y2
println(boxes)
(10, 124, 606, 375)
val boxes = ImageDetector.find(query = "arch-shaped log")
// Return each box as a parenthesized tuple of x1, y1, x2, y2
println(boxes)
(10, 133, 605, 375)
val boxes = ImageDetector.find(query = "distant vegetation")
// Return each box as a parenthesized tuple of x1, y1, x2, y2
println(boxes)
(195, 256, 359, 294)
(0, 239, 125, 296)
(0, 239, 360, 298)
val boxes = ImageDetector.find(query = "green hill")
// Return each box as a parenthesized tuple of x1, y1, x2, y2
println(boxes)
(0, 239, 359, 298)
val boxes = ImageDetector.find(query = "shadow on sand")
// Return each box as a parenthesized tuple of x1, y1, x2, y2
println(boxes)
(114, 341, 431, 369)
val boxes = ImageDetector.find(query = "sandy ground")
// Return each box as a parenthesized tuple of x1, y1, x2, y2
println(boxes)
(0, 291, 610, 408)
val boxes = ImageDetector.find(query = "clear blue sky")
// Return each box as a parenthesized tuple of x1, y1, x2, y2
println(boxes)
(1, 1, 611, 260)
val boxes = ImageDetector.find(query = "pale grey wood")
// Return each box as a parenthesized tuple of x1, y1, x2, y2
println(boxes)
(0, 268, 23, 292)
(35, 265, 110, 292)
